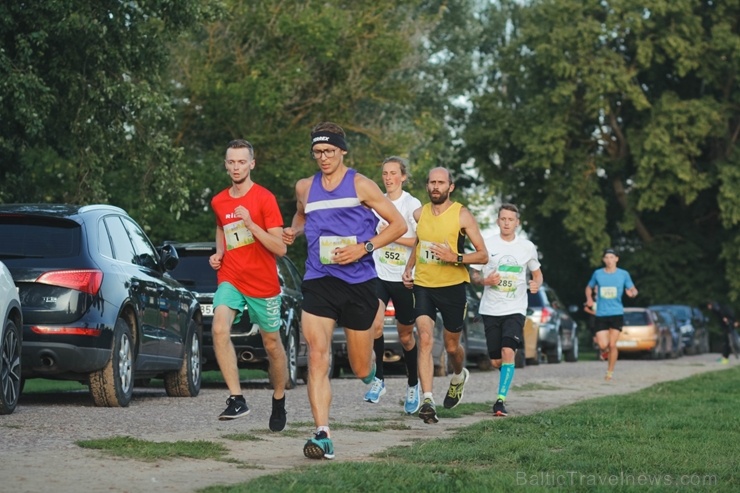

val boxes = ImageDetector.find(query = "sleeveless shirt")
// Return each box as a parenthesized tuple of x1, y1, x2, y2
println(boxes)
(304, 168, 378, 284)
(414, 202, 470, 287)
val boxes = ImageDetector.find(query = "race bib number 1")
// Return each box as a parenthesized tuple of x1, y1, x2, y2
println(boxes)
(319, 235, 357, 264)
(224, 221, 255, 250)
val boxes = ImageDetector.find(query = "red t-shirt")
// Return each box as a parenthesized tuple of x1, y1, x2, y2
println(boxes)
(210, 184, 283, 298)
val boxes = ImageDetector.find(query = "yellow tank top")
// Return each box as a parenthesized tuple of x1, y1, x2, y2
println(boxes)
(414, 202, 470, 287)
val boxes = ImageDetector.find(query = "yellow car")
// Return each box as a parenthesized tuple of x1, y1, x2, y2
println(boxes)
(617, 307, 675, 359)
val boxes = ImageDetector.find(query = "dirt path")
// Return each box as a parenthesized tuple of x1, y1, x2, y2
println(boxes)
(0, 352, 735, 493)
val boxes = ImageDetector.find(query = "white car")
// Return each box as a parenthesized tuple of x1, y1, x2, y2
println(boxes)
(1, 260, 22, 414)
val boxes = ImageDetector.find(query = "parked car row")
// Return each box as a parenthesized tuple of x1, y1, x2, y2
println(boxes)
(0, 204, 203, 409)
(617, 305, 710, 359)
(7, 203, 711, 415)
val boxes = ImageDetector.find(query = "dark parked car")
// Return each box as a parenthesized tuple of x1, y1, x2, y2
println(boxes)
(649, 304, 709, 355)
(527, 284, 578, 363)
(647, 306, 684, 359)
(0, 204, 202, 407)
(165, 242, 307, 389)
(1, 261, 22, 414)
(331, 282, 488, 377)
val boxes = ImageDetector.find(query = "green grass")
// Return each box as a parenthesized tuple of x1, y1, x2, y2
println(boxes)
(199, 367, 740, 493)
(77, 436, 230, 462)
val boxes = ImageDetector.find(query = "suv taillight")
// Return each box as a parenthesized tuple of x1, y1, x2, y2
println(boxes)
(36, 269, 103, 295)
(541, 306, 553, 324)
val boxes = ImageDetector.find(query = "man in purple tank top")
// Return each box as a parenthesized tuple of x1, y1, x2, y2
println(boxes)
(283, 122, 406, 460)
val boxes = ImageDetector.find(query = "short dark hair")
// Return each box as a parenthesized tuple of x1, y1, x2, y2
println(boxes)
(499, 203, 520, 218)
(311, 122, 345, 137)
(226, 139, 254, 160)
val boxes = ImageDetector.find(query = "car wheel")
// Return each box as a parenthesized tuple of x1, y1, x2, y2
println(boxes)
(650, 335, 666, 360)
(89, 317, 134, 407)
(0, 319, 22, 415)
(285, 325, 298, 390)
(546, 333, 563, 364)
(164, 319, 201, 397)
(564, 335, 579, 362)
(526, 345, 542, 366)
(700, 330, 710, 354)
(514, 349, 526, 369)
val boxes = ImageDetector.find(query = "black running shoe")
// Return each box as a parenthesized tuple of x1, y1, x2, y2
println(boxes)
(218, 396, 250, 420)
(443, 368, 469, 409)
(418, 398, 439, 424)
(269, 396, 287, 432)
(493, 398, 508, 417)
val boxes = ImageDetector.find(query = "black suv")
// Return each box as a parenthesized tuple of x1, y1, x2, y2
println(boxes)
(165, 242, 307, 388)
(0, 204, 202, 407)
(527, 284, 578, 363)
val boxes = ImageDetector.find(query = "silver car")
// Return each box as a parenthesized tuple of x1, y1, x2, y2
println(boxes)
(1, 261, 22, 414)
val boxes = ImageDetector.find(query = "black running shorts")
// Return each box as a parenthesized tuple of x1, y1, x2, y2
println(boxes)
(413, 283, 467, 333)
(302, 277, 379, 331)
(376, 279, 415, 326)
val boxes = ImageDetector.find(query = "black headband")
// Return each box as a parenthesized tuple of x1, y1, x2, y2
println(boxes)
(311, 131, 348, 151)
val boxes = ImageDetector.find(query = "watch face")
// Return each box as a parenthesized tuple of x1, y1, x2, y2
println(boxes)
(365, 242, 374, 253)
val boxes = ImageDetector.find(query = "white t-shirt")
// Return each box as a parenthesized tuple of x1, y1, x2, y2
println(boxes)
(473, 234, 541, 316)
(373, 191, 422, 281)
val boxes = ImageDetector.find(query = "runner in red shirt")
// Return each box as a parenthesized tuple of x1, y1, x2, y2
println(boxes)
(209, 139, 288, 431)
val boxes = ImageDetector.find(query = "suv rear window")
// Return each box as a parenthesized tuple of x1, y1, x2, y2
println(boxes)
(624, 311, 650, 326)
(0, 218, 81, 258)
(169, 251, 217, 292)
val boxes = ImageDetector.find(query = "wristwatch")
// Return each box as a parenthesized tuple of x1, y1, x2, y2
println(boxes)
(364, 242, 375, 254)
(457, 254, 464, 264)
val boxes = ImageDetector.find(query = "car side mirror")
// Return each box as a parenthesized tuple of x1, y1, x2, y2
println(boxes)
(159, 243, 180, 271)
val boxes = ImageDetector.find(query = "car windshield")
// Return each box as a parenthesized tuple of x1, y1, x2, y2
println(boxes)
(668, 306, 691, 320)
(0, 219, 81, 258)
(624, 311, 651, 326)
(169, 253, 217, 292)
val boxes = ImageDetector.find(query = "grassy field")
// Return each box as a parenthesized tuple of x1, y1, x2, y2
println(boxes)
(196, 366, 739, 493)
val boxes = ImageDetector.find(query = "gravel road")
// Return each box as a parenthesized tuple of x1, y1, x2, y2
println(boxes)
(0, 352, 734, 493)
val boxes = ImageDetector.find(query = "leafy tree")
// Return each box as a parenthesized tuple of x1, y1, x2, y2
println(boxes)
(0, 1, 215, 231)
(464, 0, 740, 305)
(169, 2, 420, 235)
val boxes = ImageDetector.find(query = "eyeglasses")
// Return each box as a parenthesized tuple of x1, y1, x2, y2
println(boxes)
(311, 148, 338, 160)
(225, 160, 251, 166)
